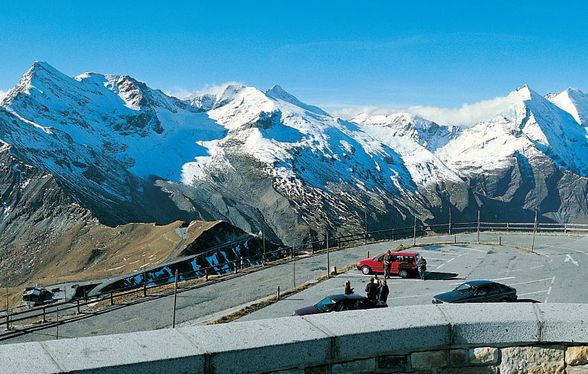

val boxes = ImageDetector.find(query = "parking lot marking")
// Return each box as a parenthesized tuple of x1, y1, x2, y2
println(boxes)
(542, 244, 588, 257)
(518, 290, 549, 297)
(435, 257, 455, 270)
(488, 276, 516, 282)
(496, 265, 545, 274)
(545, 276, 556, 303)
(448, 276, 516, 286)
(389, 292, 438, 300)
(564, 254, 579, 267)
(509, 277, 554, 286)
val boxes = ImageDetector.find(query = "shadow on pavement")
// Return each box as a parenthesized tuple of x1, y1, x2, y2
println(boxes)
(424, 272, 460, 281)
(516, 298, 541, 303)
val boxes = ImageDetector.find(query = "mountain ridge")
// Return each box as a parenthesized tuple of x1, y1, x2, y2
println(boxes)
(1, 62, 588, 282)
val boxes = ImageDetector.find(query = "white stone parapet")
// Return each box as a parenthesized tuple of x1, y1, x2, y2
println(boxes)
(0, 303, 587, 373)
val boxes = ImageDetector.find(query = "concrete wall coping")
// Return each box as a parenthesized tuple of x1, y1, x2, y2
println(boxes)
(1, 303, 586, 373)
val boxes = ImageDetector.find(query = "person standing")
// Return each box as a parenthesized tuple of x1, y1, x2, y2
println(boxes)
(417, 256, 427, 280)
(344, 280, 354, 295)
(378, 279, 389, 304)
(383, 250, 392, 279)
(365, 277, 379, 302)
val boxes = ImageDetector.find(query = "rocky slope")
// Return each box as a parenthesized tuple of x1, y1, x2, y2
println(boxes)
(1, 62, 588, 283)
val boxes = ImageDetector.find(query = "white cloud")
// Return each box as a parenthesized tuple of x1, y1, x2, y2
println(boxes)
(331, 90, 525, 127)
(404, 94, 522, 126)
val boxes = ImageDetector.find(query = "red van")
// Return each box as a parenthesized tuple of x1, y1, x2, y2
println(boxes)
(356, 251, 419, 278)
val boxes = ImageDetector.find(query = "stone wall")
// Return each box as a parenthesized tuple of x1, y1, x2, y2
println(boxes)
(1, 303, 587, 373)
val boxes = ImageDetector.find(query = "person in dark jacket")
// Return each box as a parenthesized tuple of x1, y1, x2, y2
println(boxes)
(383, 250, 392, 279)
(365, 277, 379, 302)
(417, 256, 427, 280)
(379, 279, 389, 304)
(344, 280, 354, 295)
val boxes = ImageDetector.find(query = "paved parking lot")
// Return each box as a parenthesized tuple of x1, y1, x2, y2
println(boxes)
(239, 234, 588, 321)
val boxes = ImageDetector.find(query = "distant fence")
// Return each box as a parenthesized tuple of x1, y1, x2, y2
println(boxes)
(1, 218, 587, 342)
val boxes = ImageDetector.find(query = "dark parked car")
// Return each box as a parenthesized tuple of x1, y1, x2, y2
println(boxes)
(294, 294, 387, 316)
(432, 280, 517, 304)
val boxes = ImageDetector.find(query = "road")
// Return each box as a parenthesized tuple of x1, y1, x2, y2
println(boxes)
(3, 232, 588, 344)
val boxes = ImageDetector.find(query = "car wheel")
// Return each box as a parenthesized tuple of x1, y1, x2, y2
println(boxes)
(361, 266, 371, 275)
(399, 269, 408, 278)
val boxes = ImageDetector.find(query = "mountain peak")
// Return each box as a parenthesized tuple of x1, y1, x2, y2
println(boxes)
(265, 85, 328, 116)
(548, 87, 588, 125)
(2, 61, 72, 103)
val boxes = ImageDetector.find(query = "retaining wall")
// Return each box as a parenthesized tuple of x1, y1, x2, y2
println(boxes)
(1, 303, 587, 373)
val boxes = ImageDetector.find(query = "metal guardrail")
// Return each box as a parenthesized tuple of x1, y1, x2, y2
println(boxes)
(2, 219, 587, 341)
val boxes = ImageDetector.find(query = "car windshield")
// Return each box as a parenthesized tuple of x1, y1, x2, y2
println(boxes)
(455, 283, 473, 293)
(315, 296, 337, 312)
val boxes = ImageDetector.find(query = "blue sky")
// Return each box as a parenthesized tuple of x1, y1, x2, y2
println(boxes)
(1, 1, 588, 110)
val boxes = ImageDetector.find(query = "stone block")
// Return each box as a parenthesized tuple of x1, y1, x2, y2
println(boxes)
(538, 304, 588, 343)
(331, 358, 375, 373)
(567, 365, 588, 374)
(303, 305, 450, 361)
(179, 316, 330, 373)
(567, 346, 588, 366)
(500, 345, 564, 374)
(304, 365, 329, 374)
(441, 366, 499, 374)
(271, 369, 304, 374)
(449, 349, 468, 366)
(469, 347, 499, 365)
(0, 342, 61, 374)
(411, 350, 447, 370)
(440, 303, 540, 345)
(376, 354, 408, 372)
(41, 328, 204, 373)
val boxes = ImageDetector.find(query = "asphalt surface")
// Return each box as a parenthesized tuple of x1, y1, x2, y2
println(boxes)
(239, 233, 588, 321)
(3, 232, 588, 344)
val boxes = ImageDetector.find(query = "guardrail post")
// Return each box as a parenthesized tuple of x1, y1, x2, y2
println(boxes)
(531, 210, 538, 253)
(291, 246, 294, 260)
(143, 272, 147, 297)
(293, 261, 296, 288)
(76, 299, 80, 314)
(454, 234, 457, 244)
(477, 209, 481, 243)
(499, 236, 502, 246)
(448, 207, 452, 235)
(364, 209, 368, 244)
(205, 268, 209, 281)
(506, 222, 510, 232)
(564, 223, 568, 234)
(172, 270, 178, 328)
(5, 313, 8, 330)
(276, 286, 280, 300)
(327, 236, 330, 278)
(42, 307, 46, 323)
(338, 237, 341, 249)
(262, 230, 266, 264)
(413, 216, 417, 246)
(110, 292, 114, 306)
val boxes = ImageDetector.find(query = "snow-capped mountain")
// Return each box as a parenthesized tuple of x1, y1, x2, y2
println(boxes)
(1, 61, 588, 267)
(548, 88, 588, 126)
